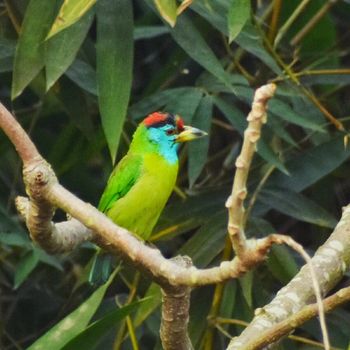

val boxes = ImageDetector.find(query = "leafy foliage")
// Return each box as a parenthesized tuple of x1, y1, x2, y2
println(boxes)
(1, 0, 350, 349)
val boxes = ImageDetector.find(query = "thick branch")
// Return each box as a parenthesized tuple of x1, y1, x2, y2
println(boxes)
(16, 196, 92, 253)
(243, 285, 350, 350)
(44, 182, 276, 287)
(160, 256, 193, 350)
(226, 83, 276, 256)
(228, 204, 350, 349)
(0, 102, 40, 164)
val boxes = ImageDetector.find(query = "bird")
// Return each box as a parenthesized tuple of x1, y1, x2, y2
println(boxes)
(89, 112, 207, 284)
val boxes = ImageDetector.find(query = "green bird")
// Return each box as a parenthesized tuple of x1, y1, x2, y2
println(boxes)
(89, 112, 207, 284)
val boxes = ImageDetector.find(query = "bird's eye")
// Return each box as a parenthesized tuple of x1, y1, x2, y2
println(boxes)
(166, 128, 175, 135)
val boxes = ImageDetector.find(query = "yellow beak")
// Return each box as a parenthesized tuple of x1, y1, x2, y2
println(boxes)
(175, 126, 208, 143)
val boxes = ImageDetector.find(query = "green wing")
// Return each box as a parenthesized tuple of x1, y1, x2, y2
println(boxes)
(98, 154, 143, 213)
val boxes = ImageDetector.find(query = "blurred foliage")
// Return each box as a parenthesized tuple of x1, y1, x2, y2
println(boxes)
(0, 0, 350, 349)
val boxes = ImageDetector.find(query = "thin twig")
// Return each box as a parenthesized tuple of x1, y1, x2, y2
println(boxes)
(291, 0, 338, 46)
(226, 83, 276, 257)
(270, 234, 330, 350)
(274, 0, 312, 46)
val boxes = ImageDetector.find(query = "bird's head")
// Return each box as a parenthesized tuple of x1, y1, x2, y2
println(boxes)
(143, 112, 207, 144)
(131, 112, 207, 163)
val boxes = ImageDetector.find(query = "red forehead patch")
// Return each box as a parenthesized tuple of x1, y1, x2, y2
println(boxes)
(175, 115, 184, 132)
(143, 112, 168, 127)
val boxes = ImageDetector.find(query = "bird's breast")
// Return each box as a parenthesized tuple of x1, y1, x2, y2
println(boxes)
(107, 153, 178, 240)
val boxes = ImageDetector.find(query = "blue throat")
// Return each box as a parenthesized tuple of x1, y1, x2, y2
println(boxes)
(147, 126, 179, 164)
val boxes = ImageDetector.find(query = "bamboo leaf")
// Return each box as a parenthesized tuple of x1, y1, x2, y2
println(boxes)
(45, 8, 94, 90)
(267, 135, 350, 192)
(267, 245, 298, 283)
(214, 96, 289, 174)
(228, 0, 250, 43)
(27, 269, 119, 350)
(179, 211, 227, 267)
(62, 300, 145, 350)
(47, 0, 96, 39)
(134, 283, 161, 327)
(239, 271, 253, 307)
(14, 251, 40, 289)
(154, 0, 178, 27)
(65, 59, 97, 95)
(130, 87, 202, 121)
(259, 188, 337, 228)
(170, 14, 235, 93)
(188, 94, 213, 187)
(12, 0, 58, 99)
(134, 25, 169, 40)
(97, 0, 134, 163)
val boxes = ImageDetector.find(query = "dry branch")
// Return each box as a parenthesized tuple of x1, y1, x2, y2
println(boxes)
(226, 83, 276, 257)
(228, 205, 350, 349)
(242, 285, 350, 350)
(160, 256, 193, 350)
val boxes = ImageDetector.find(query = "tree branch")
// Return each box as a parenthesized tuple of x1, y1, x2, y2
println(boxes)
(228, 204, 350, 349)
(226, 83, 276, 257)
(160, 256, 193, 350)
(243, 285, 350, 350)
(16, 196, 92, 253)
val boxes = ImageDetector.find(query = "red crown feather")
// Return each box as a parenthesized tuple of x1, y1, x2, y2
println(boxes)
(143, 112, 185, 132)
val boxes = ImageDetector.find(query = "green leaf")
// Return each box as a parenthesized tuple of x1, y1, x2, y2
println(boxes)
(134, 25, 169, 40)
(214, 96, 289, 174)
(14, 251, 40, 289)
(0, 232, 30, 247)
(34, 248, 64, 271)
(154, 0, 178, 27)
(189, 287, 214, 347)
(235, 86, 324, 132)
(301, 74, 350, 86)
(27, 268, 119, 350)
(267, 245, 298, 283)
(269, 98, 324, 132)
(154, 188, 228, 239)
(164, 88, 203, 124)
(45, 7, 94, 90)
(62, 300, 145, 350)
(228, 0, 250, 43)
(134, 283, 161, 327)
(0, 38, 16, 72)
(170, 14, 235, 93)
(179, 211, 227, 267)
(257, 138, 289, 175)
(192, 2, 281, 74)
(130, 87, 202, 121)
(188, 94, 213, 187)
(97, 0, 134, 163)
(65, 59, 97, 95)
(267, 135, 350, 192)
(213, 95, 246, 132)
(47, 0, 96, 39)
(235, 24, 282, 74)
(55, 76, 94, 136)
(259, 188, 337, 228)
(239, 270, 253, 307)
(12, 0, 59, 99)
(219, 280, 238, 318)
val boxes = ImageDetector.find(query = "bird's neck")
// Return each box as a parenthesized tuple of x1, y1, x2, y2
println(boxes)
(129, 125, 179, 164)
